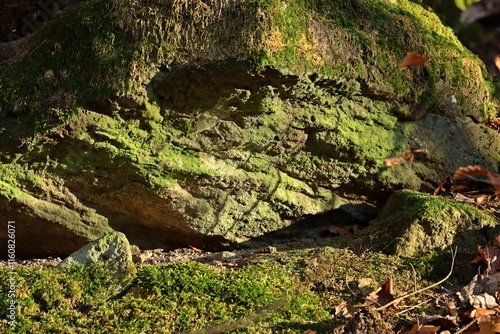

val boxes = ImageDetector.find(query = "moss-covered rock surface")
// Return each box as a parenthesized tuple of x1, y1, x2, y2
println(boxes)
(0, 0, 499, 258)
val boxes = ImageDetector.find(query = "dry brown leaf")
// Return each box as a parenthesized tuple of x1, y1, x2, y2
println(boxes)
(364, 277, 394, 307)
(400, 52, 429, 69)
(384, 149, 425, 167)
(434, 176, 453, 195)
(325, 226, 352, 235)
(487, 117, 500, 131)
(302, 330, 317, 334)
(405, 323, 440, 334)
(473, 309, 500, 334)
(335, 302, 354, 319)
(453, 165, 490, 180)
(490, 315, 500, 333)
(486, 172, 500, 196)
(475, 194, 490, 206)
(458, 274, 500, 308)
(188, 244, 203, 253)
(473, 307, 497, 317)
(494, 235, 500, 248)
(472, 245, 500, 275)
(494, 55, 500, 73)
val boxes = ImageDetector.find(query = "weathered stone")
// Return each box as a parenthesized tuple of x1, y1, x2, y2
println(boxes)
(0, 0, 499, 258)
(57, 231, 134, 277)
(0, 180, 112, 258)
(359, 190, 499, 257)
(57, 231, 136, 298)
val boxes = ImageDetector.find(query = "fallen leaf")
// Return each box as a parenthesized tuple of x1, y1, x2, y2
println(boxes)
(495, 55, 500, 72)
(474, 194, 490, 206)
(364, 277, 394, 307)
(486, 172, 500, 196)
(335, 302, 355, 319)
(469, 308, 500, 334)
(487, 117, 500, 131)
(490, 315, 500, 333)
(384, 149, 425, 167)
(469, 293, 498, 310)
(405, 323, 440, 334)
(457, 273, 500, 307)
(400, 52, 429, 69)
(453, 165, 490, 180)
(302, 330, 317, 334)
(434, 175, 453, 195)
(417, 315, 459, 332)
(472, 245, 500, 275)
(188, 244, 203, 253)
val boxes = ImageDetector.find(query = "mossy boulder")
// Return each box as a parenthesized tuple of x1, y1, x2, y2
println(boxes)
(359, 190, 498, 257)
(0, 0, 499, 257)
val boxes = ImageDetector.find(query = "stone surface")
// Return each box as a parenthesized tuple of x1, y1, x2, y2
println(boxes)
(358, 190, 499, 257)
(57, 231, 135, 276)
(57, 231, 136, 299)
(0, 0, 499, 258)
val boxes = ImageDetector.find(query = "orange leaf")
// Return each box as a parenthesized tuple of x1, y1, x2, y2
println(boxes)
(486, 172, 500, 196)
(384, 149, 425, 167)
(399, 52, 429, 69)
(188, 244, 203, 253)
(471, 245, 500, 274)
(405, 323, 440, 334)
(474, 194, 490, 206)
(474, 307, 497, 316)
(434, 175, 453, 195)
(453, 165, 490, 180)
(487, 117, 500, 131)
(490, 315, 500, 333)
(326, 226, 352, 235)
(471, 245, 486, 265)
(364, 277, 394, 307)
(494, 55, 500, 72)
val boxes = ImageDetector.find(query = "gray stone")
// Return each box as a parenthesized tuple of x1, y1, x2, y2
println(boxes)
(57, 231, 135, 277)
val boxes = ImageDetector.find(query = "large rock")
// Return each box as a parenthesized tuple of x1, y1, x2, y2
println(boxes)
(0, 0, 499, 257)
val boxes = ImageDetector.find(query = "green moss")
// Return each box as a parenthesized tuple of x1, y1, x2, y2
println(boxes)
(0, 164, 40, 199)
(0, 247, 458, 332)
(359, 190, 499, 257)
(1, 0, 496, 130)
(255, 0, 497, 119)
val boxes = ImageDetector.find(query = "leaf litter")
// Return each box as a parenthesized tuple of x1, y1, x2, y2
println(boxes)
(360, 161, 500, 333)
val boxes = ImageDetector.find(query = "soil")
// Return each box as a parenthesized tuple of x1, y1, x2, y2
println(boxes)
(0, 240, 320, 270)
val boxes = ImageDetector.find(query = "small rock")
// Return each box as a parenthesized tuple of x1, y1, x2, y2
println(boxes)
(212, 251, 238, 261)
(263, 246, 277, 254)
(57, 231, 135, 278)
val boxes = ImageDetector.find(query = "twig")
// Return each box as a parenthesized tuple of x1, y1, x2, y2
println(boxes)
(395, 298, 432, 315)
(455, 317, 478, 334)
(375, 247, 457, 311)
(409, 262, 417, 293)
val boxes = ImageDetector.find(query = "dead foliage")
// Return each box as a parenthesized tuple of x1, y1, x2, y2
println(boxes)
(342, 160, 500, 333)
(399, 52, 429, 69)
(384, 149, 426, 167)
